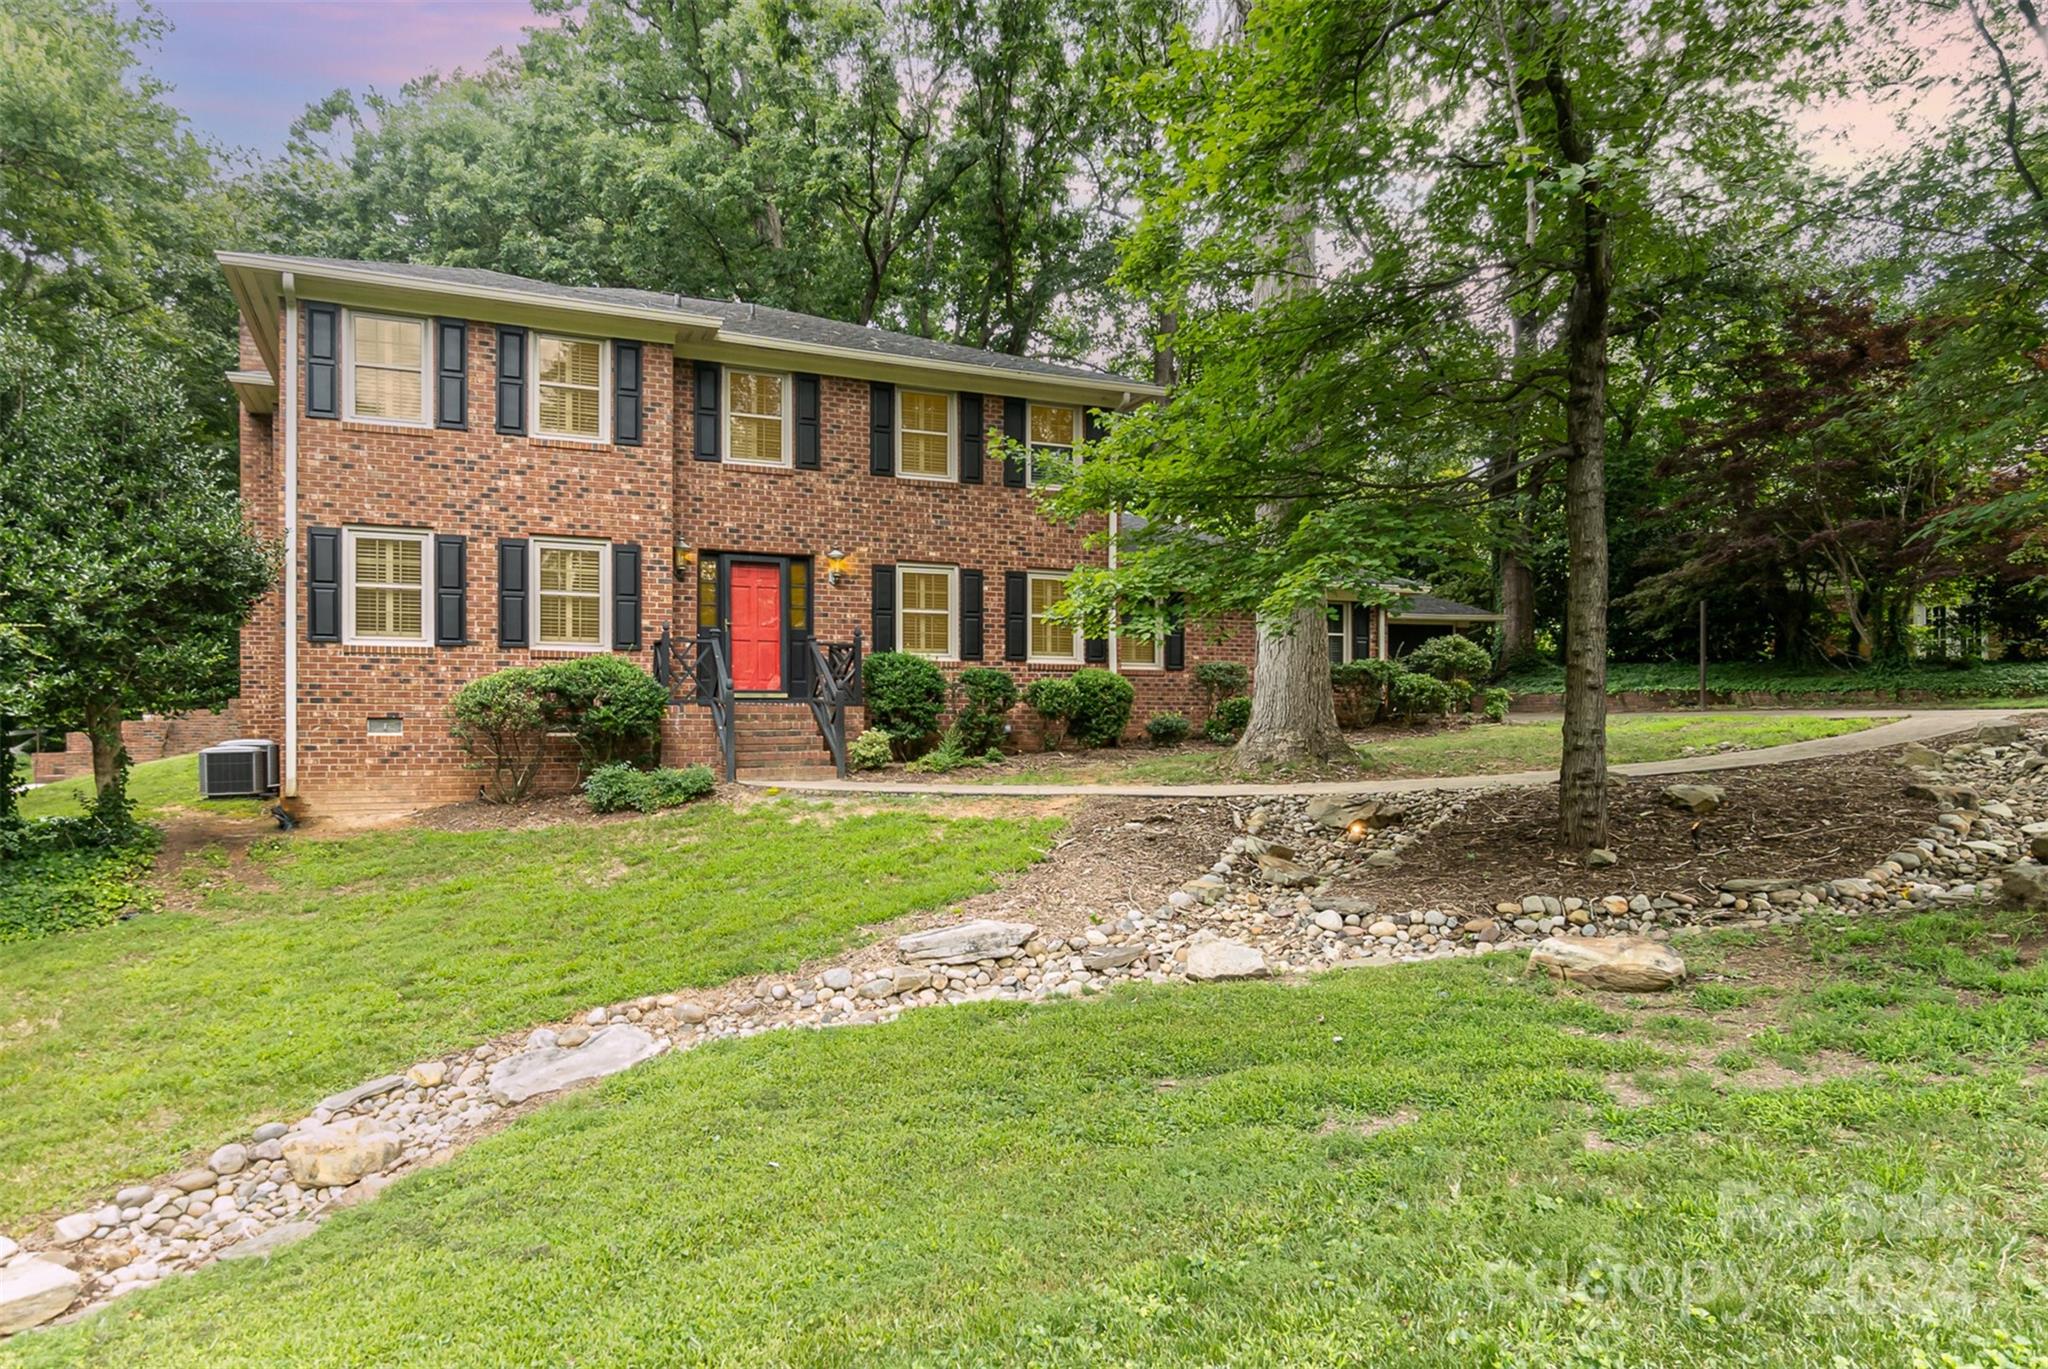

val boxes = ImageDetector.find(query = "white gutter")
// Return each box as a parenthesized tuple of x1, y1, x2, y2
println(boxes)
(282, 275, 299, 799)
(1107, 509, 1119, 672)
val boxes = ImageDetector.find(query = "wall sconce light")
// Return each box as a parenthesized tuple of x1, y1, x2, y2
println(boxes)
(673, 543, 697, 573)
(824, 548, 851, 586)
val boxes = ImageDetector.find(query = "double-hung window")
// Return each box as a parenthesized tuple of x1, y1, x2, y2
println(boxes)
(897, 389, 955, 479)
(1118, 618, 1160, 669)
(343, 528, 430, 645)
(534, 538, 608, 650)
(533, 334, 608, 441)
(897, 565, 957, 659)
(726, 369, 792, 466)
(1025, 404, 1079, 488)
(1327, 602, 1368, 662)
(1028, 572, 1079, 663)
(344, 312, 431, 426)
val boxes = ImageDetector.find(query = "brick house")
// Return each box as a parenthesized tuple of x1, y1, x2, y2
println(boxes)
(220, 252, 1398, 813)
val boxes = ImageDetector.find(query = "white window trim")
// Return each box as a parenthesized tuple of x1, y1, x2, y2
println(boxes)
(531, 536, 611, 652)
(723, 367, 795, 468)
(895, 389, 957, 482)
(1027, 570, 1082, 664)
(1115, 628, 1163, 671)
(341, 526, 432, 646)
(530, 333, 612, 444)
(341, 310, 432, 428)
(1025, 403, 1080, 489)
(895, 563, 959, 662)
(1327, 601, 1374, 663)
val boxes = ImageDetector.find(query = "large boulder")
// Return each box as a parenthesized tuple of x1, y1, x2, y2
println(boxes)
(1529, 936, 1686, 992)
(895, 919, 1036, 964)
(1999, 862, 2048, 911)
(1904, 781, 1980, 810)
(1256, 847, 1317, 887)
(1976, 720, 2022, 746)
(486, 1024, 660, 1105)
(281, 1118, 403, 1188)
(1660, 784, 1724, 816)
(0, 1260, 81, 1335)
(1184, 934, 1270, 982)
(1304, 797, 1406, 832)
(1896, 741, 1944, 770)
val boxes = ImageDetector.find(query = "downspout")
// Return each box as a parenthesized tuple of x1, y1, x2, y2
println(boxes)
(281, 274, 299, 798)
(1107, 508, 1119, 672)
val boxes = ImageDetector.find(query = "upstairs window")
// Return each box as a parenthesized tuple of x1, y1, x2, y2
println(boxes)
(1026, 404, 1079, 488)
(344, 528, 429, 645)
(345, 312, 430, 426)
(897, 389, 955, 480)
(535, 539, 607, 649)
(1119, 623, 1159, 669)
(726, 369, 791, 466)
(897, 565, 957, 659)
(534, 335, 606, 441)
(1029, 572, 1078, 662)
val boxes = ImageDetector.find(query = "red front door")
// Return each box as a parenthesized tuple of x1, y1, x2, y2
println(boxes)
(728, 562, 784, 692)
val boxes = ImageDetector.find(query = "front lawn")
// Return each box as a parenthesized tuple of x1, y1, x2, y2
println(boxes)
(1504, 658, 2048, 706)
(0, 799, 1058, 1229)
(19, 753, 265, 822)
(20, 909, 2048, 1366)
(960, 712, 1886, 786)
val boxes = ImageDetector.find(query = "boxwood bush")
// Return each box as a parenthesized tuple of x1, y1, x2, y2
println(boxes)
(540, 655, 668, 769)
(1024, 677, 1079, 748)
(861, 652, 947, 756)
(1145, 712, 1191, 746)
(1404, 634, 1492, 687)
(583, 762, 715, 814)
(950, 667, 1019, 755)
(1203, 695, 1253, 743)
(1068, 668, 1135, 747)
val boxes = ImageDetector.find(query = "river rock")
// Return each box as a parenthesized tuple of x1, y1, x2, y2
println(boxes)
(280, 1119, 403, 1187)
(1661, 784, 1724, 815)
(896, 919, 1037, 964)
(1999, 861, 2048, 911)
(1303, 797, 1405, 832)
(1184, 936, 1269, 981)
(1529, 936, 1686, 992)
(485, 1024, 660, 1105)
(317, 1075, 405, 1114)
(1976, 720, 2022, 746)
(0, 1260, 82, 1335)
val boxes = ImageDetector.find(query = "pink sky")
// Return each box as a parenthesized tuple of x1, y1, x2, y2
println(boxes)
(134, 1, 559, 156)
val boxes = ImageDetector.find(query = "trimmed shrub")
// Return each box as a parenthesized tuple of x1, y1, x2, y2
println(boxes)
(1405, 634, 1492, 686)
(1481, 687, 1514, 723)
(848, 729, 893, 772)
(861, 652, 947, 755)
(583, 762, 715, 814)
(1194, 661, 1249, 718)
(1391, 672, 1461, 722)
(1068, 668, 1135, 747)
(539, 655, 668, 770)
(1024, 676, 1079, 748)
(1145, 712, 1191, 746)
(1332, 658, 1406, 727)
(951, 667, 1019, 755)
(1203, 694, 1253, 743)
(451, 667, 551, 803)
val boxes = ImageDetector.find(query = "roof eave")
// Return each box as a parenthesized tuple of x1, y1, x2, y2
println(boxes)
(226, 368, 276, 415)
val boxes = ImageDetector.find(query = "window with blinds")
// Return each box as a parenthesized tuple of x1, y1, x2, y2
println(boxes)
(1120, 629, 1159, 668)
(1026, 404, 1078, 488)
(347, 313, 429, 424)
(535, 335, 605, 439)
(536, 541, 604, 647)
(1029, 573, 1076, 661)
(346, 529, 428, 643)
(897, 389, 953, 478)
(898, 566, 954, 658)
(727, 369, 788, 465)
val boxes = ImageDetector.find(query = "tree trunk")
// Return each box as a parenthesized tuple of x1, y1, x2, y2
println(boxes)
(1236, 599, 1348, 767)
(1549, 71, 1613, 853)
(84, 696, 128, 800)
(1498, 547, 1536, 663)
(0, 713, 17, 828)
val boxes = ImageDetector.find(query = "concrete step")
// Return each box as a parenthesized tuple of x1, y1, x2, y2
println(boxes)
(737, 764, 841, 780)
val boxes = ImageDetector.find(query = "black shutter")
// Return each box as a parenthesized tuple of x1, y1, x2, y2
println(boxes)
(871, 564, 896, 651)
(1002, 397, 1026, 486)
(434, 534, 467, 646)
(959, 569, 985, 661)
(495, 327, 527, 435)
(795, 373, 821, 469)
(1351, 604, 1372, 662)
(612, 543, 642, 650)
(1003, 571, 1027, 661)
(434, 319, 467, 430)
(693, 361, 720, 461)
(959, 392, 984, 484)
(869, 381, 895, 476)
(1085, 635, 1109, 664)
(498, 538, 529, 648)
(306, 526, 341, 642)
(305, 304, 339, 419)
(614, 342, 643, 447)
(1165, 595, 1186, 671)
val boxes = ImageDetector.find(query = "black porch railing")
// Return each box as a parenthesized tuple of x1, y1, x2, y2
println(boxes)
(806, 630, 863, 777)
(652, 624, 736, 782)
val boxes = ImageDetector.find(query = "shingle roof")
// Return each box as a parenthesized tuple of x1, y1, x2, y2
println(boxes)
(253, 255, 1144, 390)
(1391, 593, 1502, 620)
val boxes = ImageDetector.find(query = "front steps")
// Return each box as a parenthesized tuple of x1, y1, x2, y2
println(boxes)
(729, 700, 839, 780)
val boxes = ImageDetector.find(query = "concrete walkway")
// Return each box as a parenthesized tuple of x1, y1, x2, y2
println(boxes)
(742, 708, 2024, 799)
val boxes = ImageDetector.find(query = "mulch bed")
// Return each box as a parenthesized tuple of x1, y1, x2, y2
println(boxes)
(1350, 751, 1937, 914)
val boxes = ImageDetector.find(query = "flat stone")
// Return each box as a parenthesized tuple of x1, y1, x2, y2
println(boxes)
(251, 1122, 288, 1143)
(281, 1120, 402, 1188)
(1083, 945, 1146, 971)
(53, 1212, 98, 1245)
(1310, 895, 1376, 916)
(1719, 877, 1798, 895)
(897, 919, 1037, 964)
(1256, 849, 1317, 887)
(406, 1061, 448, 1088)
(1999, 862, 2048, 911)
(1661, 784, 1724, 815)
(1904, 782, 1979, 810)
(1976, 721, 2022, 746)
(1529, 936, 1686, 992)
(317, 1075, 406, 1114)
(1184, 937, 1269, 981)
(216, 1220, 321, 1262)
(0, 1260, 82, 1335)
(485, 1024, 660, 1105)
(1896, 742, 1944, 769)
(1303, 796, 1405, 831)
(1585, 848, 1619, 868)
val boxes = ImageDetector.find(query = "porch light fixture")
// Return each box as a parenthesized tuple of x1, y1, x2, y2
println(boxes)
(825, 548, 850, 585)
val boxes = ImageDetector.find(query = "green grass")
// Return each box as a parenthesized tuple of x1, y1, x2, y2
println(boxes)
(19, 753, 264, 822)
(0, 799, 1058, 1228)
(1503, 658, 2048, 704)
(972, 713, 1886, 785)
(17, 919, 2048, 1367)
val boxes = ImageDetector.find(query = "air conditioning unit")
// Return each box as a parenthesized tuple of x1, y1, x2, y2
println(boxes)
(199, 740, 279, 799)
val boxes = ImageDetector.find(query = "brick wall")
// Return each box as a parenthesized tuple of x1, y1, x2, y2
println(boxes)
(29, 704, 245, 784)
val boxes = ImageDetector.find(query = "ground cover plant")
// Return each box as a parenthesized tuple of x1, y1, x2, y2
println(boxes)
(20, 911, 2048, 1366)
(0, 799, 1058, 1229)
